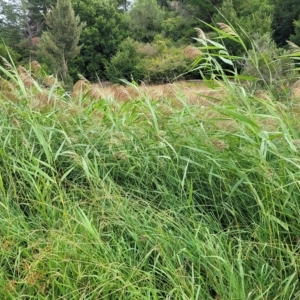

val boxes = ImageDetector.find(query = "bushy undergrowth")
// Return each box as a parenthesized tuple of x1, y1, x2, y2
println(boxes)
(1, 26, 300, 299)
(106, 35, 194, 84)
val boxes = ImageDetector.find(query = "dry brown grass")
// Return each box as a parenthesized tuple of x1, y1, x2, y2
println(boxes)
(0, 63, 62, 109)
(112, 84, 130, 102)
(1, 61, 230, 111)
(0, 57, 231, 112)
(73, 80, 228, 106)
(176, 81, 227, 105)
(88, 84, 104, 100)
(291, 103, 300, 115)
(126, 85, 141, 99)
(254, 89, 273, 102)
(72, 79, 90, 97)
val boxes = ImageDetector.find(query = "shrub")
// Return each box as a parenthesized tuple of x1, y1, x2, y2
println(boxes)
(162, 14, 199, 45)
(106, 36, 195, 84)
(138, 35, 193, 83)
(105, 38, 145, 83)
(0, 43, 20, 65)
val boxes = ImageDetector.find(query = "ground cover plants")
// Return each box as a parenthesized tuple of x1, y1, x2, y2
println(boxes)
(1, 24, 300, 299)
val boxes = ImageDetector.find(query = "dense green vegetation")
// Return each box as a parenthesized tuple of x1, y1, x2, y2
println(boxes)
(1, 1, 300, 298)
(1, 19, 300, 298)
(1, 0, 300, 84)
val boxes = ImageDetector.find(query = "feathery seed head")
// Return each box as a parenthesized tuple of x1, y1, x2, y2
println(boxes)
(183, 46, 202, 59)
(217, 23, 237, 36)
(194, 28, 207, 40)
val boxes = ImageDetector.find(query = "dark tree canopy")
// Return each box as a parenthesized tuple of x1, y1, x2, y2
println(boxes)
(290, 14, 300, 47)
(25, 0, 56, 36)
(271, 0, 300, 46)
(70, 0, 129, 80)
(181, 0, 224, 23)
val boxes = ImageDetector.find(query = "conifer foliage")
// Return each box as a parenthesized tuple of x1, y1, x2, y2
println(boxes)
(38, 0, 85, 82)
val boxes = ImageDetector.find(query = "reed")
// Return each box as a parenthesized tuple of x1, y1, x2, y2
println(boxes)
(0, 24, 300, 299)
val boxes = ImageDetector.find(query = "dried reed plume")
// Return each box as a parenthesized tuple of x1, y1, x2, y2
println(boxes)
(112, 84, 130, 102)
(217, 23, 237, 37)
(126, 86, 140, 99)
(1, 56, 14, 72)
(88, 84, 103, 100)
(33, 89, 56, 109)
(30, 61, 41, 74)
(183, 46, 202, 60)
(43, 75, 57, 87)
(17, 66, 35, 88)
(259, 116, 279, 132)
(21, 74, 35, 88)
(17, 65, 28, 75)
(77, 73, 89, 82)
(194, 28, 207, 40)
(254, 89, 272, 102)
(0, 78, 14, 91)
(286, 40, 300, 53)
(211, 138, 228, 151)
(0, 90, 19, 103)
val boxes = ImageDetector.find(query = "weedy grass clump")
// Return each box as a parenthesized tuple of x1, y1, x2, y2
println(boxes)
(1, 24, 300, 299)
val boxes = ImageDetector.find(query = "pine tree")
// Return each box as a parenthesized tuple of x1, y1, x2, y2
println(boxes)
(38, 0, 85, 81)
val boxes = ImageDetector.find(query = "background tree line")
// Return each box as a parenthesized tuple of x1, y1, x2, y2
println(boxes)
(0, 0, 300, 85)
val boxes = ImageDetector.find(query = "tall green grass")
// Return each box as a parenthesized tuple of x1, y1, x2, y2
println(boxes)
(1, 25, 300, 299)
